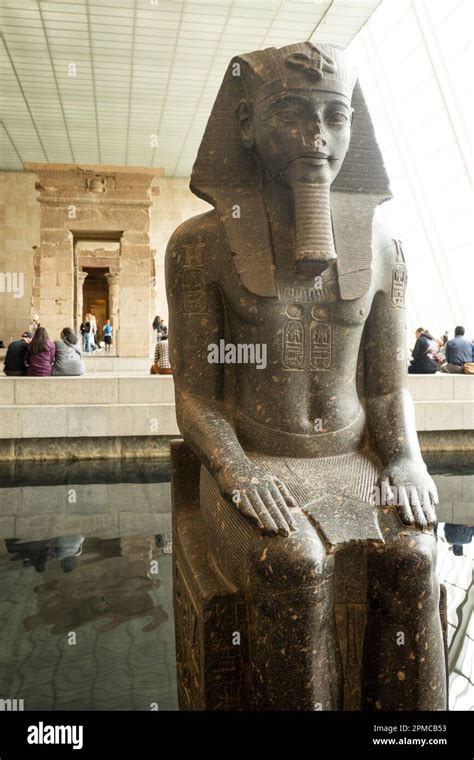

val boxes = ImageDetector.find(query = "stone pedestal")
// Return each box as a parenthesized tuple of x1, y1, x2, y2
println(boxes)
(171, 439, 251, 710)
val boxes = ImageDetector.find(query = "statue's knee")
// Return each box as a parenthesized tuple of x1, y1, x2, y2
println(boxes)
(374, 535, 437, 598)
(249, 524, 327, 591)
(403, 538, 437, 596)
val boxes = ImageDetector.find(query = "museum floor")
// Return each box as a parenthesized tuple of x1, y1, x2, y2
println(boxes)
(0, 454, 472, 712)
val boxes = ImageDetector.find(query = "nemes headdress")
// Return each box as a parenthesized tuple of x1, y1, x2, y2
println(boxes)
(240, 42, 357, 103)
(190, 41, 391, 299)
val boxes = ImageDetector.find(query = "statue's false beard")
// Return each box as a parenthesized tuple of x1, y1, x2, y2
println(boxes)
(292, 182, 336, 277)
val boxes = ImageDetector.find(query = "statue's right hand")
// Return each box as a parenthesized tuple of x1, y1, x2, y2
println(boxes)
(217, 467, 299, 537)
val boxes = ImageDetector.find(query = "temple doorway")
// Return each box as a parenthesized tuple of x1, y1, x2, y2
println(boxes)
(82, 267, 109, 341)
(74, 237, 121, 354)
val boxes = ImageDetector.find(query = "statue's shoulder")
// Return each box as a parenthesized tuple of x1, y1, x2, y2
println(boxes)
(166, 209, 225, 258)
(371, 202, 407, 288)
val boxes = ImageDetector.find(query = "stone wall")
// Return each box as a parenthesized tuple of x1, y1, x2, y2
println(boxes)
(27, 163, 164, 358)
(0, 171, 210, 349)
(150, 178, 211, 323)
(0, 172, 40, 344)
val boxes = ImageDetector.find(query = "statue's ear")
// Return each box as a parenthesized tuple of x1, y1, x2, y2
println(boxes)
(236, 99, 255, 149)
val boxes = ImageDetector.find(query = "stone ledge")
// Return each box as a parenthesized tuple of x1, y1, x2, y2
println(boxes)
(0, 375, 472, 451)
(408, 374, 474, 401)
(0, 374, 175, 405)
(0, 436, 175, 461)
(0, 403, 179, 438)
(0, 431, 472, 462)
(415, 400, 474, 431)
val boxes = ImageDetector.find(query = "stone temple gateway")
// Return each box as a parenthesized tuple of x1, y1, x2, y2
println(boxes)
(25, 163, 163, 357)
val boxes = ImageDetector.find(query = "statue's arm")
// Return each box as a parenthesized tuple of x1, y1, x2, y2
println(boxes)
(165, 214, 296, 536)
(363, 236, 437, 528)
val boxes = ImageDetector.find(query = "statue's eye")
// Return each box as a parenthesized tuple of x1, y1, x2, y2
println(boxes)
(327, 111, 348, 127)
(275, 107, 301, 123)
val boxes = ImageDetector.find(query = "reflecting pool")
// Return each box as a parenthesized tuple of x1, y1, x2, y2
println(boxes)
(0, 454, 472, 711)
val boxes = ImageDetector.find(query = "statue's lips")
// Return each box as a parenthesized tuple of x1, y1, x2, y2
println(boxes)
(297, 153, 330, 166)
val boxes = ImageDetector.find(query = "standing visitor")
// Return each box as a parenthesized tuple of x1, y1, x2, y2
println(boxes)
(26, 327, 56, 376)
(30, 314, 40, 331)
(85, 312, 98, 351)
(80, 320, 92, 353)
(103, 320, 113, 352)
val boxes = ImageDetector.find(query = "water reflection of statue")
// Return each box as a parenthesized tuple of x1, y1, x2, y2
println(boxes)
(167, 41, 446, 710)
(20, 537, 168, 635)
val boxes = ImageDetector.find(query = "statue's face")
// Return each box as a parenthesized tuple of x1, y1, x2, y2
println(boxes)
(239, 90, 353, 186)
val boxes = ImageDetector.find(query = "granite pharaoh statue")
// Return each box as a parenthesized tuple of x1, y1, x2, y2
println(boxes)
(166, 41, 447, 711)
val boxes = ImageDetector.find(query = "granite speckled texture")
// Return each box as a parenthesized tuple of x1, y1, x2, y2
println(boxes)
(167, 42, 447, 711)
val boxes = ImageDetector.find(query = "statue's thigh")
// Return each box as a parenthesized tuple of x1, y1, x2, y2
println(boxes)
(199, 465, 329, 592)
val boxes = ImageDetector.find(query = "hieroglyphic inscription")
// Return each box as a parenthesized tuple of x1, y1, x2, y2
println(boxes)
(310, 322, 332, 370)
(174, 554, 250, 710)
(283, 304, 332, 371)
(283, 320, 304, 370)
(182, 241, 207, 314)
(174, 557, 202, 709)
(391, 239, 407, 308)
(204, 595, 249, 709)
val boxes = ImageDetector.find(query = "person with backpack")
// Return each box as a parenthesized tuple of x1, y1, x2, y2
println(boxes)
(408, 327, 439, 374)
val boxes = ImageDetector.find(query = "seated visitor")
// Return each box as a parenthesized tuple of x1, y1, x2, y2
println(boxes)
(103, 319, 113, 352)
(408, 327, 439, 374)
(441, 325, 473, 373)
(53, 327, 85, 376)
(26, 327, 56, 376)
(152, 335, 172, 375)
(437, 334, 448, 361)
(3, 331, 32, 375)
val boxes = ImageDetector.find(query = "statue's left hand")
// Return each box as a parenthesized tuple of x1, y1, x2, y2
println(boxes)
(378, 457, 438, 530)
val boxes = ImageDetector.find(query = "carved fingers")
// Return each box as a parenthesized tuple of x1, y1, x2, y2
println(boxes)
(379, 465, 438, 531)
(231, 474, 298, 537)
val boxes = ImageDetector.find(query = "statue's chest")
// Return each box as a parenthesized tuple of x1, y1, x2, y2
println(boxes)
(225, 278, 373, 330)
(224, 277, 373, 372)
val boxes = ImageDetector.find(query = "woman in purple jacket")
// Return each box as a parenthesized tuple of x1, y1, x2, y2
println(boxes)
(26, 327, 56, 376)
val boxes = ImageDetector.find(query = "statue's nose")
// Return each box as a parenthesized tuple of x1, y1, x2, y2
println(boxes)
(303, 124, 327, 148)
(303, 114, 327, 148)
